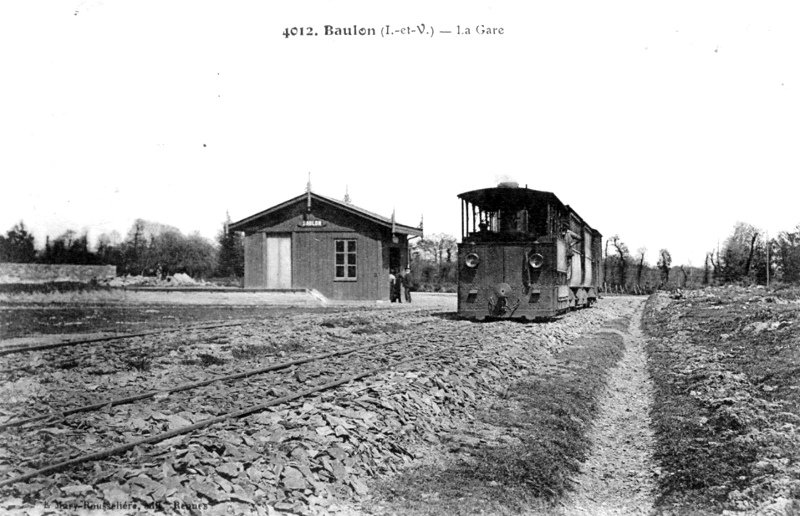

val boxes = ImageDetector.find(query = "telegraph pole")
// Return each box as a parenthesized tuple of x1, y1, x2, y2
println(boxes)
(766, 230, 770, 288)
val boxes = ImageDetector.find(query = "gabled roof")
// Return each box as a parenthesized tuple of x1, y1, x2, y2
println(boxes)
(229, 191, 424, 236)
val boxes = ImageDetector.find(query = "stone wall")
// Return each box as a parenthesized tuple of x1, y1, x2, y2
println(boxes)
(0, 263, 117, 284)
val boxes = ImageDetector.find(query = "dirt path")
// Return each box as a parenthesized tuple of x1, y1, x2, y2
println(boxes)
(556, 299, 657, 516)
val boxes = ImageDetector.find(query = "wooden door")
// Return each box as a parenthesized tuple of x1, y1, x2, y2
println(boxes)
(244, 233, 266, 288)
(266, 236, 291, 289)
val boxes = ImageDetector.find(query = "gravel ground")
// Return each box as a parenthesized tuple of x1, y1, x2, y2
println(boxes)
(0, 289, 456, 308)
(556, 298, 657, 516)
(338, 296, 650, 516)
(0, 290, 325, 306)
(1, 294, 660, 515)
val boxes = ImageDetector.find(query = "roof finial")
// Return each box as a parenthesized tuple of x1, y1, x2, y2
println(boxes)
(306, 172, 312, 213)
(419, 213, 424, 231)
(344, 185, 352, 204)
(391, 208, 396, 235)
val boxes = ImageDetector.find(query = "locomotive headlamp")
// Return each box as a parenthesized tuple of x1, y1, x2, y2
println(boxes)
(528, 252, 544, 269)
(465, 253, 481, 268)
(493, 282, 512, 298)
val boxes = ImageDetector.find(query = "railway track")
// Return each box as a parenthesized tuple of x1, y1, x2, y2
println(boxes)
(0, 307, 438, 377)
(0, 304, 415, 353)
(0, 327, 476, 492)
(0, 298, 638, 512)
(0, 307, 364, 356)
(0, 334, 418, 430)
(0, 319, 271, 379)
(0, 321, 244, 356)
(0, 310, 441, 433)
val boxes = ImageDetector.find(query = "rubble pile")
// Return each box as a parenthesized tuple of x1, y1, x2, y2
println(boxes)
(103, 274, 211, 288)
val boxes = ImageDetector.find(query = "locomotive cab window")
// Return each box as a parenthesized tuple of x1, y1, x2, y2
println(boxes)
(335, 239, 357, 281)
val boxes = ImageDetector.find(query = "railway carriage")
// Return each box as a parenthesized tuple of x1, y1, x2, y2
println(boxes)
(457, 182, 602, 320)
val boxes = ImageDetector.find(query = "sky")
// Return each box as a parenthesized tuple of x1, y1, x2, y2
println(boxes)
(1, 0, 799, 267)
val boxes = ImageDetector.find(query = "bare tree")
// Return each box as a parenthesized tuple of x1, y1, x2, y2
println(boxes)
(415, 233, 457, 268)
(744, 231, 759, 279)
(679, 265, 690, 287)
(127, 219, 146, 273)
(657, 249, 672, 288)
(609, 235, 629, 290)
(412, 233, 458, 285)
(709, 249, 719, 278)
(635, 247, 647, 290)
(603, 239, 611, 291)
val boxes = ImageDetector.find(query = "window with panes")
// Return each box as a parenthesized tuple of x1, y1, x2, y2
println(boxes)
(334, 239, 357, 280)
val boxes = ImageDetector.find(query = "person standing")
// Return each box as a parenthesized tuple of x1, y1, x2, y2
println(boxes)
(391, 269, 402, 303)
(389, 270, 398, 303)
(401, 267, 413, 303)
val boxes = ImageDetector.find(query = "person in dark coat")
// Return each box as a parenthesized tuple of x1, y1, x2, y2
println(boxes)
(401, 267, 413, 303)
(389, 270, 397, 303)
(390, 269, 402, 303)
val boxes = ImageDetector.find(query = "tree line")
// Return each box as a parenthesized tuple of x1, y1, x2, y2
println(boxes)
(4, 218, 798, 289)
(0, 220, 457, 288)
(0, 218, 244, 279)
(409, 233, 458, 291)
(411, 221, 800, 294)
(603, 221, 800, 292)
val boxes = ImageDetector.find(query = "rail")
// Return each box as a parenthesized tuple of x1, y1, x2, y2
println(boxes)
(0, 336, 410, 430)
(0, 344, 463, 488)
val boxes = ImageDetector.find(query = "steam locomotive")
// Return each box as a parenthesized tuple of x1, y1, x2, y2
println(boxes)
(457, 183, 602, 320)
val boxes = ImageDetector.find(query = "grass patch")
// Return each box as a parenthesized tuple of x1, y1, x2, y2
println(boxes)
(0, 281, 111, 295)
(122, 353, 152, 372)
(320, 316, 374, 328)
(182, 353, 228, 367)
(54, 359, 79, 370)
(230, 344, 272, 360)
(366, 326, 626, 514)
(230, 340, 304, 360)
(467, 331, 626, 498)
(415, 282, 457, 293)
(351, 322, 406, 335)
(320, 316, 407, 335)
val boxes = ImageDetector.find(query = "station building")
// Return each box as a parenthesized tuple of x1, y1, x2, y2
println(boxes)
(228, 190, 423, 301)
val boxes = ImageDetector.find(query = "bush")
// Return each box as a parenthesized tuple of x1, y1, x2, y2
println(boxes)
(416, 282, 456, 293)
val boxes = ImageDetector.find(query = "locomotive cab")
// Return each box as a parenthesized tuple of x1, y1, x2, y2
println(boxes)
(457, 183, 602, 320)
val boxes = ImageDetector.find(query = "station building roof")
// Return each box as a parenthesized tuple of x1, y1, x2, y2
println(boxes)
(229, 191, 423, 237)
